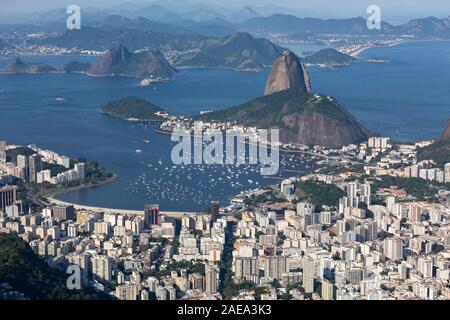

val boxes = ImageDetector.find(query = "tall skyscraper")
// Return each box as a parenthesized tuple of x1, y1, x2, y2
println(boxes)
(0, 141, 6, 164)
(234, 257, 259, 283)
(205, 264, 219, 294)
(264, 256, 288, 280)
(28, 154, 42, 183)
(92, 255, 112, 282)
(0, 185, 17, 212)
(347, 182, 359, 208)
(53, 204, 75, 221)
(303, 257, 315, 293)
(74, 163, 86, 180)
(384, 237, 404, 261)
(322, 279, 334, 300)
(144, 204, 160, 228)
(210, 201, 220, 224)
(16, 154, 29, 181)
(444, 163, 450, 183)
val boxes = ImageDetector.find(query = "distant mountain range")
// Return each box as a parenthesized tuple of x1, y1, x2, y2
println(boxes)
(3, 2, 450, 39)
(45, 31, 284, 71)
(229, 7, 261, 24)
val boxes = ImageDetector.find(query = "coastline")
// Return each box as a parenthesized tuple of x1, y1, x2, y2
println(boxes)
(37, 171, 119, 206)
(101, 111, 166, 122)
(352, 39, 450, 58)
(45, 196, 203, 218)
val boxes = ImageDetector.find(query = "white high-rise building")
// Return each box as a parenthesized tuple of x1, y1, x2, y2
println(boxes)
(0, 185, 17, 213)
(303, 257, 315, 293)
(445, 163, 450, 183)
(264, 256, 288, 280)
(74, 163, 86, 180)
(234, 257, 259, 283)
(205, 264, 219, 294)
(368, 137, 390, 149)
(384, 237, 403, 261)
(92, 255, 112, 282)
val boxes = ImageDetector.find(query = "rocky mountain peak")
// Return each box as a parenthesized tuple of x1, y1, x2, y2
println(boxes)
(264, 50, 311, 96)
(439, 119, 450, 141)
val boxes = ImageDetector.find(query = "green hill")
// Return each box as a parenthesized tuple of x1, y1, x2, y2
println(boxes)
(418, 119, 450, 166)
(0, 233, 110, 300)
(60, 61, 92, 73)
(45, 29, 284, 71)
(196, 89, 369, 148)
(101, 96, 166, 121)
(303, 48, 356, 66)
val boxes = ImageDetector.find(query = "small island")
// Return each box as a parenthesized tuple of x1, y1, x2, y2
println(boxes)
(303, 48, 356, 67)
(100, 96, 169, 121)
(60, 61, 92, 73)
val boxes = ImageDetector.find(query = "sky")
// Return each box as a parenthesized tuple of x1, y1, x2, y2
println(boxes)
(1, 0, 449, 23)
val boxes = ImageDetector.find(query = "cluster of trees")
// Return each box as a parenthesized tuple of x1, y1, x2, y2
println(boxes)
(144, 260, 205, 278)
(294, 181, 346, 207)
(220, 223, 236, 299)
(0, 233, 110, 300)
(101, 96, 164, 121)
(371, 176, 441, 200)
(244, 192, 285, 207)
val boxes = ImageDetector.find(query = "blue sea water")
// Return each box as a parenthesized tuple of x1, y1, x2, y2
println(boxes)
(0, 40, 449, 210)
(291, 41, 450, 141)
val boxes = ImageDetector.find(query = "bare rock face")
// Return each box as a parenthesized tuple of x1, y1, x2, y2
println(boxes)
(88, 45, 131, 76)
(87, 45, 176, 79)
(439, 119, 450, 141)
(264, 50, 311, 96)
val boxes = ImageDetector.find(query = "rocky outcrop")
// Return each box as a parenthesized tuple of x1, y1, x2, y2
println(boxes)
(439, 119, 450, 141)
(197, 49, 369, 148)
(0, 58, 56, 74)
(264, 50, 311, 96)
(88, 45, 131, 76)
(88, 45, 177, 80)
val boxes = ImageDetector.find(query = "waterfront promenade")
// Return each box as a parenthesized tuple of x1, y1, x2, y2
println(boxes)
(47, 197, 203, 219)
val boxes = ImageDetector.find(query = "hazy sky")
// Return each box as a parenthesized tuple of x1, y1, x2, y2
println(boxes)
(1, 0, 449, 23)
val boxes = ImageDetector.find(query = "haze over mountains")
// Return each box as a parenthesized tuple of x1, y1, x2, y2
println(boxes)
(2, 2, 450, 38)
